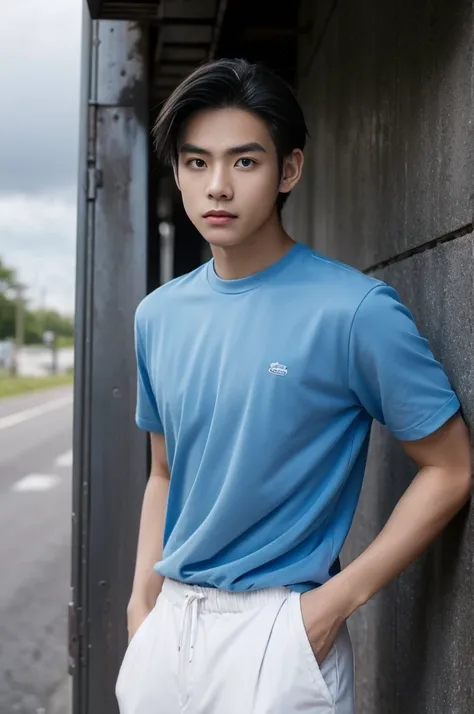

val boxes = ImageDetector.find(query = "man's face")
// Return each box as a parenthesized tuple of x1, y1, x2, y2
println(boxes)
(176, 107, 283, 248)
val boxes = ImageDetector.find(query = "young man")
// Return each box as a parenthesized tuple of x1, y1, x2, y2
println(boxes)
(116, 59, 471, 714)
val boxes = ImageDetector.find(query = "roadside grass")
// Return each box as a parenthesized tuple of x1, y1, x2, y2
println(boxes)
(0, 369, 74, 399)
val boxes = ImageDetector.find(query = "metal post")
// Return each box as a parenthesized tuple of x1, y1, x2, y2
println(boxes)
(71, 6, 150, 713)
(10, 285, 24, 376)
(70, 4, 94, 714)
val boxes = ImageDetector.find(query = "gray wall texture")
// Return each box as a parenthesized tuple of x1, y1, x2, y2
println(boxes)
(286, 1, 474, 712)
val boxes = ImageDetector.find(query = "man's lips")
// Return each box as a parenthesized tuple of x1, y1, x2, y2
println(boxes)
(203, 210, 238, 225)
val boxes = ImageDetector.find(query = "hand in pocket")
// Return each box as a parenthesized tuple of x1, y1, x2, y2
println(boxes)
(299, 582, 349, 664)
(127, 604, 152, 644)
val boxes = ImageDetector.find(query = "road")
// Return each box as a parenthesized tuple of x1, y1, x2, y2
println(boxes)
(0, 386, 73, 714)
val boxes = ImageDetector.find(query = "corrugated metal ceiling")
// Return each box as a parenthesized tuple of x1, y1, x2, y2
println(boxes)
(86, 0, 299, 105)
(87, 0, 224, 102)
(87, 0, 217, 23)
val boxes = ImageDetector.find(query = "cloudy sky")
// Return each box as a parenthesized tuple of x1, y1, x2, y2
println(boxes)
(0, 0, 82, 315)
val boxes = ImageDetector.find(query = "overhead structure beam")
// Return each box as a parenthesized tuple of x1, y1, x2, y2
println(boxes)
(86, 0, 228, 106)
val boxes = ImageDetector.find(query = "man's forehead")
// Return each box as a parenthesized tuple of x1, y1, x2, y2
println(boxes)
(180, 107, 271, 147)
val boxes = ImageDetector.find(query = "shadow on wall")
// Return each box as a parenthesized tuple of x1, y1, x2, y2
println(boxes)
(394, 506, 469, 714)
(376, 437, 470, 714)
(345, 424, 471, 714)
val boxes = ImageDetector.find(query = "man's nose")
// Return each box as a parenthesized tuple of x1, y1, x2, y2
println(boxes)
(207, 167, 233, 201)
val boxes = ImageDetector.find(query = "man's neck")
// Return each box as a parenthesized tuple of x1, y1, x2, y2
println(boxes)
(211, 214, 295, 281)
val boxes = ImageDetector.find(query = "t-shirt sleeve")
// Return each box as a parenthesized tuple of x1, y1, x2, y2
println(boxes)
(347, 283, 460, 441)
(135, 311, 164, 433)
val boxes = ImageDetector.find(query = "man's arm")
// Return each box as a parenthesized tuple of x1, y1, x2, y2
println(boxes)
(127, 432, 169, 642)
(302, 413, 472, 662)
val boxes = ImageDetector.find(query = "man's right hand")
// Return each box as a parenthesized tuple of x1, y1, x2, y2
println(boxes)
(127, 601, 152, 644)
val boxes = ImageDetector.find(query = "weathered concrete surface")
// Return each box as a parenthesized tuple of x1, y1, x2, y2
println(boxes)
(288, 1, 474, 712)
(373, 235, 474, 422)
(288, 0, 474, 269)
(343, 234, 474, 714)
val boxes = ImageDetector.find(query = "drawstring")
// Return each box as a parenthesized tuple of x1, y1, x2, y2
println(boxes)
(178, 592, 206, 663)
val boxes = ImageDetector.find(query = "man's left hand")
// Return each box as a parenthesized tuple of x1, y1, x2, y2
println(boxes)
(300, 578, 354, 664)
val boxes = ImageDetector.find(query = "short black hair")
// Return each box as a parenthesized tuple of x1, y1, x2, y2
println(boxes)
(152, 58, 308, 212)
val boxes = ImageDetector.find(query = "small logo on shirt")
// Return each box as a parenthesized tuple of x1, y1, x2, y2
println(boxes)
(268, 362, 288, 377)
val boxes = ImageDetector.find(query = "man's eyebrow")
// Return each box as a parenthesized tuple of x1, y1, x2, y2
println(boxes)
(179, 143, 210, 155)
(179, 142, 267, 155)
(226, 142, 267, 155)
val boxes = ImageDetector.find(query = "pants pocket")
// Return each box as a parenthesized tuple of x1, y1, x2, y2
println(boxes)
(289, 591, 338, 706)
(116, 598, 158, 701)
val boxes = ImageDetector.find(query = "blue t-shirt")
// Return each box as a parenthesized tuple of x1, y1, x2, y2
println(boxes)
(135, 242, 460, 593)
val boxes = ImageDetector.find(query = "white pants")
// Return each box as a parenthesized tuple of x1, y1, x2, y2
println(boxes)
(116, 577, 355, 714)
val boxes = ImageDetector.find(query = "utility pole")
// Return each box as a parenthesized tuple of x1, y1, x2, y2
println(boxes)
(43, 330, 58, 375)
(11, 285, 25, 377)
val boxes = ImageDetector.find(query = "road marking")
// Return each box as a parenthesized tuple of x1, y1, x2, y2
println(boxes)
(12, 474, 61, 492)
(0, 395, 72, 431)
(55, 450, 73, 468)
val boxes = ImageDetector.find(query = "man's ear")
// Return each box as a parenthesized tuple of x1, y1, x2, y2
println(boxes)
(279, 149, 304, 195)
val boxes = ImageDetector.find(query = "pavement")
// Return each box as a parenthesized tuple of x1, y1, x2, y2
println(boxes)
(0, 386, 73, 714)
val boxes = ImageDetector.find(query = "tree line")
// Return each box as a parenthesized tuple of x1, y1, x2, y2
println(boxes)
(0, 257, 74, 345)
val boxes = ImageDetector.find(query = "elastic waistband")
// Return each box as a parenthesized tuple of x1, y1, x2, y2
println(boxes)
(161, 577, 291, 613)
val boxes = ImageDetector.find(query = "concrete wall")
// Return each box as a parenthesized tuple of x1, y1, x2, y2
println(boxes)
(286, 1, 474, 712)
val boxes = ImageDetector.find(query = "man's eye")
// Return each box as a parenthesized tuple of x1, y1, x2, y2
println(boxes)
(188, 158, 206, 168)
(235, 158, 255, 168)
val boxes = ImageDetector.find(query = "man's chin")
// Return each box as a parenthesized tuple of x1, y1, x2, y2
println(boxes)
(202, 231, 247, 249)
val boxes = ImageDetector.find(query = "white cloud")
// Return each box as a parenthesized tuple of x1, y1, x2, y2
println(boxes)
(0, 0, 82, 196)
(0, 0, 82, 315)
(0, 193, 76, 314)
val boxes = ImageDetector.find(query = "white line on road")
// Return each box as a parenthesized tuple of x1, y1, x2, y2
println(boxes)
(12, 474, 61, 492)
(55, 450, 73, 468)
(0, 395, 73, 431)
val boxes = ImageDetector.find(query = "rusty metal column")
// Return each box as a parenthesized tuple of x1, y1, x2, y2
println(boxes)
(72, 7, 149, 713)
